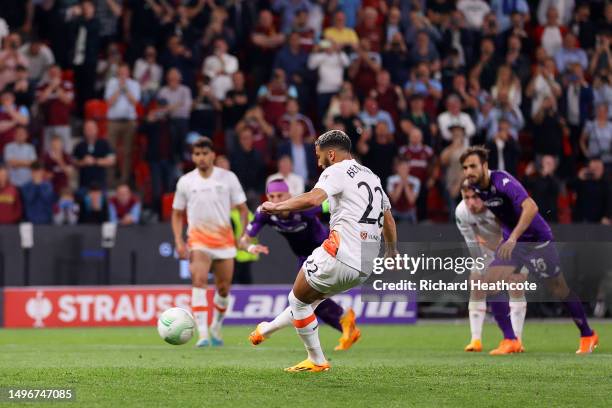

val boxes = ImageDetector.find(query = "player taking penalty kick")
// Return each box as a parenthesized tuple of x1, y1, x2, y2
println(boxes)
(456, 183, 527, 353)
(172, 137, 248, 347)
(461, 146, 598, 354)
(259, 130, 397, 372)
(240, 178, 361, 351)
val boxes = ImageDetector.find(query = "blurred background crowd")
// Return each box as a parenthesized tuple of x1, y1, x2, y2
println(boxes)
(0, 0, 610, 226)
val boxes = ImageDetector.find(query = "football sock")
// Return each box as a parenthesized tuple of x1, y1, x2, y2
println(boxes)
(191, 287, 208, 339)
(210, 291, 229, 337)
(262, 299, 325, 336)
(468, 299, 486, 341)
(509, 296, 527, 340)
(313, 298, 344, 333)
(488, 293, 516, 340)
(562, 291, 594, 337)
(288, 291, 326, 365)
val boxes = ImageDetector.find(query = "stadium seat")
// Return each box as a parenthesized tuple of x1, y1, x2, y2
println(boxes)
(84, 99, 109, 138)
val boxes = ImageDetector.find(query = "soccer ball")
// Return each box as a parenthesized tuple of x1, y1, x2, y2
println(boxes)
(157, 307, 195, 345)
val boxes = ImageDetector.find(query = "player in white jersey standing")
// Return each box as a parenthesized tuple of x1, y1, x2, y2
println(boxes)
(172, 137, 248, 347)
(259, 130, 397, 372)
(456, 183, 527, 353)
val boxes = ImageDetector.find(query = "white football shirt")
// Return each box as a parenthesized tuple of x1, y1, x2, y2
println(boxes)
(455, 200, 501, 268)
(172, 167, 246, 250)
(314, 159, 391, 271)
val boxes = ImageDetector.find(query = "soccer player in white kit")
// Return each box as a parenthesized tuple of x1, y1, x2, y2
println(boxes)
(171, 137, 248, 347)
(260, 130, 398, 372)
(456, 183, 527, 353)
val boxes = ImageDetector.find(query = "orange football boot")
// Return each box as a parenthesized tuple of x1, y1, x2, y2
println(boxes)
(464, 339, 483, 352)
(489, 339, 522, 355)
(334, 308, 361, 351)
(576, 331, 599, 354)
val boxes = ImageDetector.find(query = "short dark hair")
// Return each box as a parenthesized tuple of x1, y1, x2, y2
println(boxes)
(315, 129, 351, 152)
(459, 146, 489, 165)
(31, 161, 43, 171)
(191, 136, 214, 151)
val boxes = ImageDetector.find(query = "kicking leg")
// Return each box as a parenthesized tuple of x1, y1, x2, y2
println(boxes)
(546, 274, 598, 354)
(190, 250, 212, 347)
(209, 258, 234, 346)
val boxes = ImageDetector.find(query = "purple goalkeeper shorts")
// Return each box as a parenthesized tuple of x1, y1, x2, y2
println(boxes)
(490, 240, 561, 279)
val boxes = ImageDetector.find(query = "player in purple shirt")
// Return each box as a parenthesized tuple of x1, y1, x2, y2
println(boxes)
(239, 179, 361, 351)
(461, 146, 599, 355)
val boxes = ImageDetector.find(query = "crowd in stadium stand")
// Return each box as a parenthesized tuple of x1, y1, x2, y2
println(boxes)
(0, 0, 610, 226)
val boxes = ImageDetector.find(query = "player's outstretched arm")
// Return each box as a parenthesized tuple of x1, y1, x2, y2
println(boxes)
(382, 209, 398, 258)
(171, 209, 188, 259)
(261, 188, 328, 214)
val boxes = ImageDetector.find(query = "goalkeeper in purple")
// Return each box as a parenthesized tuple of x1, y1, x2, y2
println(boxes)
(461, 146, 598, 355)
(239, 179, 361, 351)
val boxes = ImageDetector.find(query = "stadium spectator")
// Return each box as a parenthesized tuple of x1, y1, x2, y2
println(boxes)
(257, 68, 297, 127)
(202, 38, 239, 101)
(323, 11, 358, 49)
(356, 7, 383, 52)
(347, 38, 381, 99)
(399, 127, 434, 221)
(272, 0, 312, 34)
(359, 96, 394, 135)
(230, 127, 265, 207)
(73, 120, 115, 190)
(109, 183, 141, 226)
(373, 70, 405, 124)
(105, 62, 141, 185)
(235, 105, 274, 159)
(36, 65, 73, 153)
(491, 64, 521, 109)
(199, 6, 236, 54)
(53, 188, 80, 226)
(96, 42, 124, 99)
(382, 32, 410, 87)
(360, 121, 397, 187)
(440, 10, 476, 69)
(526, 57, 562, 119)
(471, 37, 499, 90)
(308, 39, 350, 124)
(410, 30, 440, 67)
(404, 62, 443, 102)
(523, 156, 561, 223)
(560, 64, 594, 150)
(250, 9, 285, 91)
(537, 0, 574, 27)
(190, 77, 221, 139)
(589, 33, 611, 77)
(534, 6, 566, 58)
(440, 125, 468, 219)
(157, 68, 193, 163)
(78, 183, 109, 224)
(486, 119, 520, 175)
(273, 31, 309, 97)
(386, 159, 420, 224)
(277, 120, 317, 186)
(0, 164, 22, 224)
(4, 126, 36, 188)
(384, 7, 403, 44)
(331, 96, 365, 149)
(277, 98, 315, 141)
(581, 104, 612, 171)
(222, 71, 249, 149)
(133, 45, 162, 106)
(287, 8, 315, 52)
(68, 0, 100, 114)
(21, 162, 55, 225)
(401, 94, 435, 148)
(532, 95, 564, 163)
(19, 37, 54, 84)
(555, 32, 588, 74)
(500, 10, 531, 55)
(9, 65, 34, 108)
(160, 35, 196, 89)
(266, 155, 305, 196)
(570, 158, 612, 224)
(569, 3, 596, 52)
(0, 90, 29, 154)
(487, 90, 525, 140)
(42, 135, 74, 195)
(490, 0, 529, 32)
(437, 94, 476, 143)
(0, 32, 28, 91)
(457, 0, 490, 30)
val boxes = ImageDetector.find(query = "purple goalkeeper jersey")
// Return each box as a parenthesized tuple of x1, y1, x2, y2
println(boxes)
(246, 206, 329, 257)
(471, 170, 553, 242)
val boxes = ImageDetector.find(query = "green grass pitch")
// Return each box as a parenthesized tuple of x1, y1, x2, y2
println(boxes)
(1, 322, 611, 407)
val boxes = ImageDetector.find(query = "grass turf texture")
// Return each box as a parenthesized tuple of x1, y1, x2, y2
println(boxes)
(1, 322, 611, 407)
